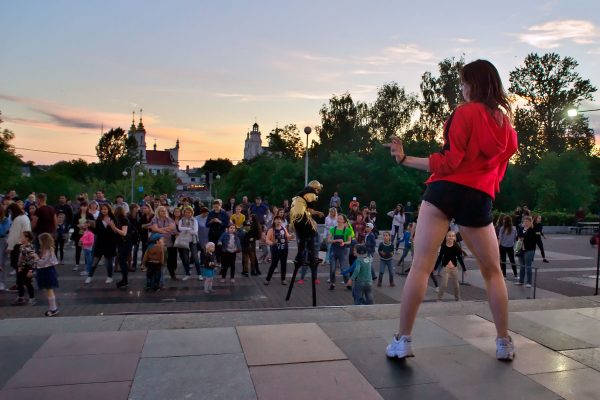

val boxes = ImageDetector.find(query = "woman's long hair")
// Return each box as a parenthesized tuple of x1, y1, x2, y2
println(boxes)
(502, 215, 513, 235)
(460, 59, 512, 119)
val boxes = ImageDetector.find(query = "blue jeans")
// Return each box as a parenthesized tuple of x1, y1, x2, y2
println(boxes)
(329, 246, 348, 284)
(352, 282, 373, 305)
(84, 249, 94, 275)
(519, 250, 535, 285)
(379, 259, 394, 276)
(189, 242, 202, 275)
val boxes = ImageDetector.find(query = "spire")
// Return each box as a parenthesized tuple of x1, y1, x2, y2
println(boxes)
(153, 138, 157, 151)
(129, 111, 136, 132)
(137, 108, 145, 132)
(176, 138, 180, 148)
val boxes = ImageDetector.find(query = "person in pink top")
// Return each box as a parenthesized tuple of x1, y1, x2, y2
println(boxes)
(79, 221, 95, 278)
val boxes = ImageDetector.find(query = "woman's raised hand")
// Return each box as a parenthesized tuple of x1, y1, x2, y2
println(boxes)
(384, 136, 405, 163)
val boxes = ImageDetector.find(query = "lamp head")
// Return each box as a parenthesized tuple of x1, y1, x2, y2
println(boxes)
(567, 108, 578, 118)
(304, 126, 312, 135)
(122, 171, 128, 177)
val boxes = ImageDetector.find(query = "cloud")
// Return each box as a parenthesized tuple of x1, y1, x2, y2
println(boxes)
(454, 38, 475, 44)
(517, 19, 600, 49)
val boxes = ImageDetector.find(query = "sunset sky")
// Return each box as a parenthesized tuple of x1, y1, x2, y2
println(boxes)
(2, 0, 600, 167)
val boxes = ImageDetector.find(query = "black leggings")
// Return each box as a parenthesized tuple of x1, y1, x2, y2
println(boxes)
(499, 245, 518, 277)
(220, 252, 237, 279)
(266, 248, 288, 282)
(17, 268, 34, 299)
(535, 236, 546, 259)
(55, 236, 65, 261)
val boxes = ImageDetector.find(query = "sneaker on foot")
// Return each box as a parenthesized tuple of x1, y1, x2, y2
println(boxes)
(182, 275, 190, 281)
(105, 277, 113, 284)
(28, 298, 37, 306)
(198, 275, 204, 281)
(264, 280, 270, 285)
(386, 335, 415, 359)
(281, 280, 287, 285)
(7, 284, 18, 292)
(514, 282, 523, 286)
(297, 279, 304, 285)
(45, 309, 59, 317)
(11, 297, 26, 306)
(543, 259, 549, 263)
(84, 277, 92, 284)
(9, 270, 16, 276)
(73, 266, 79, 271)
(80, 271, 89, 276)
(230, 279, 235, 284)
(329, 284, 335, 291)
(496, 336, 515, 361)
(315, 279, 320, 284)
(525, 283, 532, 288)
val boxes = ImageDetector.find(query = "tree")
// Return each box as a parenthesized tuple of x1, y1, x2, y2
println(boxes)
(266, 124, 304, 159)
(202, 158, 234, 175)
(0, 111, 23, 191)
(410, 56, 465, 142)
(96, 128, 133, 163)
(527, 151, 597, 211)
(315, 93, 372, 159)
(509, 53, 597, 164)
(369, 82, 419, 142)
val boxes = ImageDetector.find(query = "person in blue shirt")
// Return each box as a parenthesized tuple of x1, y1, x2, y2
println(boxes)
(206, 200, 230, 264)
(249, 197, 269, 225)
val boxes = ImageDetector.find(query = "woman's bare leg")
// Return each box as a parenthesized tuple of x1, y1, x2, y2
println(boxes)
(459, 224, 509, 338)
(398, 201, 450, 336)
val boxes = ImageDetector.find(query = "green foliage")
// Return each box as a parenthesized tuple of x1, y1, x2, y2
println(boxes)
(0, 112, 23, 192)
(370, 82, 418, 141)
(493, 210, 597, 226)
(201, 158, 234, 175)
(509, 53, 597, 164)
(94, 127, 140, 182)
(527, 151, 597, 211)
(266, 124, 304, 159)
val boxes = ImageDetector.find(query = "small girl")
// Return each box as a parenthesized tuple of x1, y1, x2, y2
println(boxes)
(79, 220, 95, 278)
(202, 242, 217, 293)
(397, 223, 414, 273)
(36, 233, 60, 316)
(142, 233, 166, 291)
(218, 223, 242, 284)
(436, 231, 466, 301)
(12, 231, 37, 306)
(377, 232, 395, 287)
(55, 213, 68, 265)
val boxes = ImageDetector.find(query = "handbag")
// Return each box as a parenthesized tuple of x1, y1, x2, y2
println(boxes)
(514, 239, 524, 257)
(174, 231, 193, 249)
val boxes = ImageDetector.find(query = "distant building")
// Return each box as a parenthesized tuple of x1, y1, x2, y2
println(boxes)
(128, 111, 179, 174)
(243, 122, 270, 160)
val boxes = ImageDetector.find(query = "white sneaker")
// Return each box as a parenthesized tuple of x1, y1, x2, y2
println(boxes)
(80, 271, 89, 276)
(105, 277, 113, 284)
(84, 277, 92, 284)
(9, 270, 16, 276)
(73, 266, 79, 271)
(496, 336, 515, 361)
(182, 275, 190, 281)
(198, 275, 204, 281)
(385, 335, 414, 359)
(525, 284, 532, 288)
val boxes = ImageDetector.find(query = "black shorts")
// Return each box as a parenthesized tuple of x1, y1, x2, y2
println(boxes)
(422, 180, 492, 228)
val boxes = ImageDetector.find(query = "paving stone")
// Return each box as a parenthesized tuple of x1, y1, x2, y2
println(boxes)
(250, 360, 382, 400)
(514, 309, 600, 345)
(142, 327, 241, 358)
(5, 353, 139, 388)
(0, 381, 131, 400)
(413, 345, 562, 400)
(498, 313, 593, 351)
(560, 348, 600, 372)
(426, 314, 498, 338)
(378, 383, 458, 400)
(318, 321, 380, 340)
(129, 353, 256, 400)
(237, 322, 346, 366)
(334, 337, 437, 388)
(0, 335, 48, 389)
(34, 331, 146, 358)
(466, 334, 586, 375)
(575, 307, 600, 321)
(529, 368, 600, 400)
(0, 316, 124, 336)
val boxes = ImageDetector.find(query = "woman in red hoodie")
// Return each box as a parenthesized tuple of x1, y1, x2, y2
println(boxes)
(385, 60, 518, 361)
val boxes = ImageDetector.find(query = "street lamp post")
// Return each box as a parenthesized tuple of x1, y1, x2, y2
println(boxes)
(208, 171, 221, 201)
(304, 126, 311, 186)
(122, 161, 143, 204)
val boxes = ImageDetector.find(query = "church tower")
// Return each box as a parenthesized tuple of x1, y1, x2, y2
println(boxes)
(243, 122, 264, 160)
(129, 110, 147, 161)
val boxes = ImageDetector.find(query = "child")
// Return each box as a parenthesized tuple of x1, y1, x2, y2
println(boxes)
(264, 215, 293, 285)
(218, 223, 241, 283)
(36, 233, 60, 316)
(12, 231, 37, 306)
(365, 223, 376, 257)
(436, 231, 466, 301)
(515, 216, 536, 288)
(377, 231, 395, 287)
(396, 223, 413, 273)
(202, 242, 217, 293)
(55, 213, 68, 265)
(79, 220, 95, 278)
(346, 245, 374, 305)
(142, 233, 166, 291)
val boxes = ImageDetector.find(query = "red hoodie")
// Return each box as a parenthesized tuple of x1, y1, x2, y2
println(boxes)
(426, 102, 518, 199)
